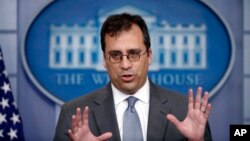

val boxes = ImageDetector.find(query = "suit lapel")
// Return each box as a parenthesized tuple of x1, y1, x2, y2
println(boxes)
(90, 81, 172, 141)
(92, 83, 121, 141)
(147, 82, 171, 141)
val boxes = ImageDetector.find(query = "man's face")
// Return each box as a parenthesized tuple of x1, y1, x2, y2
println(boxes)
(103, 24, 152, 94)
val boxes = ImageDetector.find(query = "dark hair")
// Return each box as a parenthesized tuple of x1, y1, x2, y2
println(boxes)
(100, 13, 151, 52)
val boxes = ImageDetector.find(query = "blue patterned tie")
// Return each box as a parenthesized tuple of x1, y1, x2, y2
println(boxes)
(123, 96, 143, 141)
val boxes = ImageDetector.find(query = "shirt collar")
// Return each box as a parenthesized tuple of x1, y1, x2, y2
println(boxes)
(112, 78, 150, 105)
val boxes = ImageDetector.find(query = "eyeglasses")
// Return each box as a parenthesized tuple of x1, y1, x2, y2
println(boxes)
(108, 49, 148, 64)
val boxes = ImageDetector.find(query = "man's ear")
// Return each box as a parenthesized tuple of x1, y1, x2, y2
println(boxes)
(103, 53, 107, 69)
(147, 48, 152, 65)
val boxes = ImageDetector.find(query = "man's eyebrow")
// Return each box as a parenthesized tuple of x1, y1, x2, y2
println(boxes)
(108, 50, 122, 54)
(108, 49, 141, 54)
(127, 49, 141, 52)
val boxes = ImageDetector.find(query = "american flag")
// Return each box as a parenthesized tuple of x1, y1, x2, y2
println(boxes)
(0, 47, 25, 141)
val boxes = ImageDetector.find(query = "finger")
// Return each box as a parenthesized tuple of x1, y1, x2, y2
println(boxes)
(188, 89, 194, 110)
(97, 132, 113, 140)
(195, 87, 202, 110)
(82, 106, 89, 127)
(204, 103, 212, 119)
(71, 115, 78, 134)
(76, 107, 82, 127)
(68, 129, 76, 140)
(166, 114, 181, 127)
(200, 92, 209, 112)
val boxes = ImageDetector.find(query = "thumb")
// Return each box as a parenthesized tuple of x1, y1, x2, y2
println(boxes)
(97, 132, 112, 140)
(166, 114, 180, 127)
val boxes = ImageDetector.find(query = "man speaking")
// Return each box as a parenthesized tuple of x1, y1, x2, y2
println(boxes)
(54, 13, 212, 141)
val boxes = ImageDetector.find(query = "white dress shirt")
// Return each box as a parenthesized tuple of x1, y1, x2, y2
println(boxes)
(112, 78, 150, 141)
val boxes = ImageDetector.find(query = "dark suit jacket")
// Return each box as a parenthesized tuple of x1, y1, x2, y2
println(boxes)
(54, 81, 212, 141)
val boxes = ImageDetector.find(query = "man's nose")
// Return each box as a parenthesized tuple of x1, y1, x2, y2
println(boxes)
(119, 56, 132, 69)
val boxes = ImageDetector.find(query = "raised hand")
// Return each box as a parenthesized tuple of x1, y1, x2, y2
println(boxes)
(68, 106, 112, 141)
(166, 87, 211, 141)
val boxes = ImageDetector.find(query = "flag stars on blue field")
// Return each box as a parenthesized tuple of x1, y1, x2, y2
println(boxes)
(1, 82, 11, 94)
(1, 69, 8, 78)
(0, 129, 4, 137)
(10, 113, 20, 125)
(0, 113, 7, 124)
(8, 128, 18, 140)
(0, 97, 10, 109)
(0, 47, 25, 140)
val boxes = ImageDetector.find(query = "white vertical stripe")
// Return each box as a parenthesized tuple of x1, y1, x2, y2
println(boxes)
(0, 0, 17, 30)
(244, 0, 250, 124)
(54, 103, 62, 127)
(244, 78, 250, 123)
(244, 35, 250, 75)
(244, 0, 250, 30)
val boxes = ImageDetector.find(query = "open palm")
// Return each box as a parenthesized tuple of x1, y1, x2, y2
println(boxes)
(167, 87, 211, 141)
(68, 107, 112, 141)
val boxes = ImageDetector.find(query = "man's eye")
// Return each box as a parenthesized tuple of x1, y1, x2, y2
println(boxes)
(110, 53, 121, 58)
(129, 51, 140, 56)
